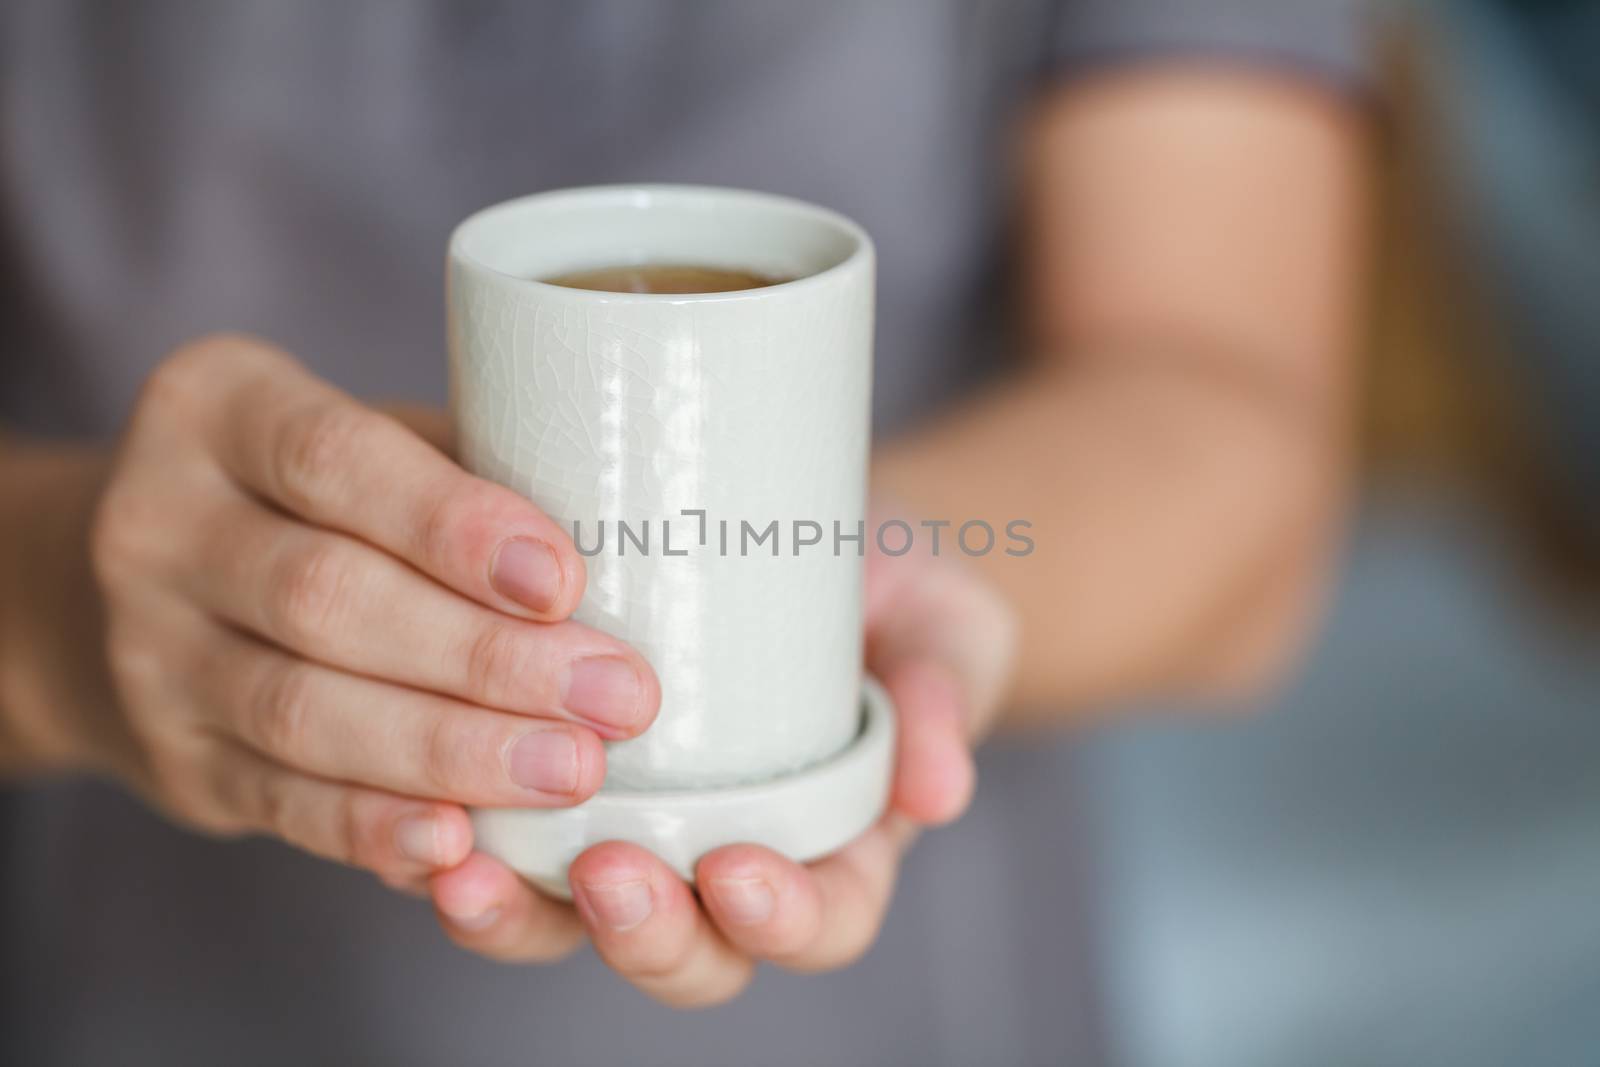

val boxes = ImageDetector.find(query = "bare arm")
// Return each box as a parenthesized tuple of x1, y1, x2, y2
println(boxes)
(873, 68, 1371, 723)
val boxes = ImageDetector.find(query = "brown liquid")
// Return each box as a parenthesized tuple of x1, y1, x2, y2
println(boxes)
(541, 263, 784, 294)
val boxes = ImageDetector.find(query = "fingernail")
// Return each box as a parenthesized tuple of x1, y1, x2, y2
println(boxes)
(579, 879, 653, 931)
(562, 656, 644, 730)
(508, 730, 580, 795)
(708, 877, 775, 925)
(394, 814, 441, 864)
(491, 538, 564, 614)
(441, 901, 501, 931)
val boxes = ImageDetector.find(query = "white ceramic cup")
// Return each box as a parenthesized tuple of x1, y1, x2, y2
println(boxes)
(447, 185, 875, 795)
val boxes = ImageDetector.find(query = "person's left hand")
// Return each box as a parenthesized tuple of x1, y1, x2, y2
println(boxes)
(428, 524, 1017, 1006)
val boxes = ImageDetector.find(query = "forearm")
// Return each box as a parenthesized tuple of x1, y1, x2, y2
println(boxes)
(872, 352, 1350, 726)
(881, 69, 1370, 727)
(0, 442, 119, 776)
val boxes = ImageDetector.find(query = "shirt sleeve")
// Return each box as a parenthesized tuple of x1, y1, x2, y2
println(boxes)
(1051, 0, 1373, 94)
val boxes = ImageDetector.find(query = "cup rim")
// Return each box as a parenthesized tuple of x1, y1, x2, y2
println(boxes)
(448, 183, 873, 303)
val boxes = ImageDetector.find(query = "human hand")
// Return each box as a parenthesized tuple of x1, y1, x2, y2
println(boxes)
(429, 520, 1018, 1005)
(89, 333, 659, 903)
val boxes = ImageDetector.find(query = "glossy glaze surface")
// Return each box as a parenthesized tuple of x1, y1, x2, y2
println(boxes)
(449, 185, 875, 789)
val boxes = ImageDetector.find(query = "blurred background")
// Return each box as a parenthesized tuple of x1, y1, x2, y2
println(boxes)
(1060, 1, 1600, 1062)
(3, 2, 1596, 1064)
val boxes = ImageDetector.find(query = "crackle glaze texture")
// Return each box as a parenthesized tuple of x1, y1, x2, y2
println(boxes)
(448, 187, 874, 790)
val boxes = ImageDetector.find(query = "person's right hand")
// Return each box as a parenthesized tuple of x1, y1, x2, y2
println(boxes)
(89, 333, 660, 904)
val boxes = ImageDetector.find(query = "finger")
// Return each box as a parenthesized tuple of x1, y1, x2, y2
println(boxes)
(195, 628, 607, 806)
(202, 337, 585, 620)
(880, 658, 975, 825)
(185, 494, 657, 737)
(378, 870, 432, 898)
(865, 557, 1018, 739)
(862, 531, 921, 630)
(206, 743, 474, 883)
(430, 852, 585, 964)
(697, 820, 911, 974)
(569, 842, 754, 1008)
(382, 404, 454, 453)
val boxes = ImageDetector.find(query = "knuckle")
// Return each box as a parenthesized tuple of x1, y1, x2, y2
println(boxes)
(416, 482, 477, 568)
(526, 924, 586, 963)
(761, 921, 819, 962)
(417, 714, 515, 800)
(417, 713, 473, 795)
(679, 971, 752, 1010)
(101, 624, 164, 693)
(107, 649, 204, 787)
(834, 884, 887, 963)
(273, 401, 364, 511)
(462, 623, 538, 707)
(140, 342, 212, 415)
(250, 767, 294, 839)
(625, 935, 702, 982)
(88, 486, 156, 587)
(785, 931, 874, 975)
(169, 330, 265, 369)
(628, 958, 687, 983)
(826, 912, 886, 972)
(157, 755, 246, 837)
(829, 926, 880, 971)
(637, 950, 754, 1008)
(379, 870, 428, 897)
(253, 661, 319, 762)
(420, 480, 573, 603)
(180, 795, 249, 839)
(454, 919, 578, 964)
(330, 790, 364, 867)
(271, 541, 354, 642)
(141, 333, 268, 416)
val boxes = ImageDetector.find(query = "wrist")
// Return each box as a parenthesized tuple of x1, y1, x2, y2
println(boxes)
(0, 443, 118, 776)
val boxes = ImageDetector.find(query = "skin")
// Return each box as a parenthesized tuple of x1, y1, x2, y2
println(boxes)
(0, 68, 1367, 1007)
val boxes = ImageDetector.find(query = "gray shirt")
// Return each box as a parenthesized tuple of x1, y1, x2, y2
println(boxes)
(0, 3, 1364, 1063)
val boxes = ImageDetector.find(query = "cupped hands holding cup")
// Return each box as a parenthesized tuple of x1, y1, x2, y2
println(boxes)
(0, 188, 1014, 1008)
